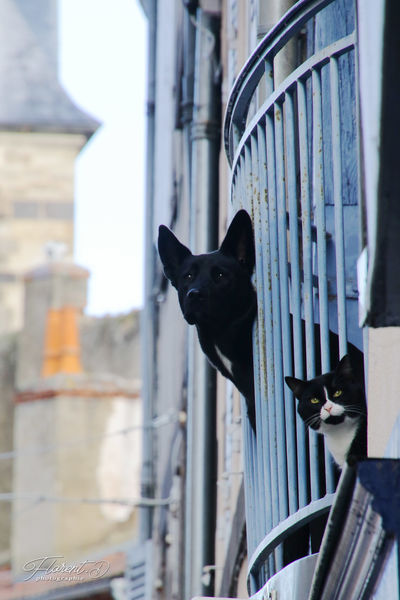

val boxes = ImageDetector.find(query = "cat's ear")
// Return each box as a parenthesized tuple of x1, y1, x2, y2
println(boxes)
(285, 376, 305, 397)
(219, 210, 255, 275)
(335, 354, 353, 378)
(158, 226, 192, 288)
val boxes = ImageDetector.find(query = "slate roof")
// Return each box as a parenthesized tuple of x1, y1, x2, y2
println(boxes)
(0, 0, 100, 136)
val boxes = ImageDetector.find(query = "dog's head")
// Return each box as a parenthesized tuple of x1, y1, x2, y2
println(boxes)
(158, 210, 255, 327)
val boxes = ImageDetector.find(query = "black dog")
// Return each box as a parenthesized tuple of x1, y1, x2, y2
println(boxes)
(158, 210, 257, 430)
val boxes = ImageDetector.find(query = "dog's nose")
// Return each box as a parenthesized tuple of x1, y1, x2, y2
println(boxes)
(187, 288, 203, 299)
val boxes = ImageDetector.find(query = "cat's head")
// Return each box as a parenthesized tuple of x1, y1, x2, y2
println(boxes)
(284, 355, 364, 431)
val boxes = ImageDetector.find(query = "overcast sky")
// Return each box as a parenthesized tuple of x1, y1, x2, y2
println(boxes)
(59, 0, 147, 315)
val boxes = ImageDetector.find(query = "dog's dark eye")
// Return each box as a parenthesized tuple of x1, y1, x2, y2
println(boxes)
(184, 272, 193, 281)
(212, 269, 225, 282)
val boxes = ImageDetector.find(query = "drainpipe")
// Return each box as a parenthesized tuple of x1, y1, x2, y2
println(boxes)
(181, 5, 196, 182)
(184, 5, 221, 598)
(140, 0, 157, 543)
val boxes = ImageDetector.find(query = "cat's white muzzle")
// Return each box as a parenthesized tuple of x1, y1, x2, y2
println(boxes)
(321, 400, 345, 421)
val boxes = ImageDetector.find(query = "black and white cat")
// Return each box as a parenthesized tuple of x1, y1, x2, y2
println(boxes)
(285, 355, 367, 467)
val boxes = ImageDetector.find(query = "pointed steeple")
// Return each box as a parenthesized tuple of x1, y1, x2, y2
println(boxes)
(0, 0, 99, 136)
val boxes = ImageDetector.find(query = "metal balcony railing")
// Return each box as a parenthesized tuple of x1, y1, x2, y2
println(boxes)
(223, 0, 362, 593)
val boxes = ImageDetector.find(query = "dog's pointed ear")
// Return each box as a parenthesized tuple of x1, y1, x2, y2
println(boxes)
(219, 210, 255, 274)
(158, 225, 192, 288)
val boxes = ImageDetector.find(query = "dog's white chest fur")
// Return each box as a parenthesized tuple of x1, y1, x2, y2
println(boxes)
(214, 345, 233, 377)
(319, 416, 359, 467)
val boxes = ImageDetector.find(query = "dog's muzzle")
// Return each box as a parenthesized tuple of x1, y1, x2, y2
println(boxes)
(184, 288, 204, 324)
(187, 288, 203, 300)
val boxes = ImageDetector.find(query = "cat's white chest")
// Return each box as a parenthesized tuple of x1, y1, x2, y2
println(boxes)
(320, 416, 359, 467)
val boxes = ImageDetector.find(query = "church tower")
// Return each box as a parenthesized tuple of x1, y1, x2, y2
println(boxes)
(0, 0, 99, 333)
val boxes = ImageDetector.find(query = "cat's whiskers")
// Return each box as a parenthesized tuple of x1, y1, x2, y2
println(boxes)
(343, 404, 366, 416)
(304, 414, 321, 429)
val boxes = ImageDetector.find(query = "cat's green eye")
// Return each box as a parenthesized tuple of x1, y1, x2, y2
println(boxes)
(310, 398, 319, 404)
(333, 389, 343, 398)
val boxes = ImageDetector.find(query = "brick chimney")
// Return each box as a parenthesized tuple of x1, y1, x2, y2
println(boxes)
(16, 262, 89, 388)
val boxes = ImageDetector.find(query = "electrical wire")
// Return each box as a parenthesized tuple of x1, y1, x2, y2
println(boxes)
(0, 493, 171, 507)
(0, 410, 186, 461)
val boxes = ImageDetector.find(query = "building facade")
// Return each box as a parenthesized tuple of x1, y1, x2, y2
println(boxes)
(139, 0, 400, 599)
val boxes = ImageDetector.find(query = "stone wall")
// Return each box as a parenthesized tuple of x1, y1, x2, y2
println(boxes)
(80, 311, 141, 382)
(12, 375, 142, 575)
